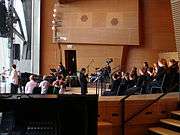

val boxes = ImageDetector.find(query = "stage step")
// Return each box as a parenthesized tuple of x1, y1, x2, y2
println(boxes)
(149, 127, 180, 135)
(148, 109, 180, 134)
(171, 110, 180, 116)
(160, 119, 180, 128)
(171, 110, 180, 120)
(98, 121, 112, 127)
(98, 121, 112, 135)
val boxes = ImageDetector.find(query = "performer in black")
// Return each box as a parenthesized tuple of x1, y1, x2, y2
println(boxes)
(79, 68, 88, 95)
(57, 62, 67, 78)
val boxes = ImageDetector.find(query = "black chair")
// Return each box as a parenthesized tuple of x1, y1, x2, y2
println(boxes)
(47, 86, 54, 94)
(53, 87, 60, 94)
(32, 87, 41, 94)
(138, 81, 148, 94)
(116, 82, 127, 96)
(150, 74, 166, 93)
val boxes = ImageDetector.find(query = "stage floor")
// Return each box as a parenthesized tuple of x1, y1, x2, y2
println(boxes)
(64, 87, 101, 95)
(0, 83, 103, 95)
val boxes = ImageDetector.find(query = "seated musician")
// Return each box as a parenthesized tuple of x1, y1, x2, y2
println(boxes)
(147, 67, 155, 81)
(52, 75, 66, 94)
(146, 58, 167, 93)
(142, 62, 149, 74)
(103, 73, 121, 96)
(116, 72, 130, 95)
(39, 75, 50, 94)
(126, 68, 148, 94)
(104, 64, 111, 82)
(152, 63, 158, 78)
(166, 59, 179, 91)
(1, 67, 8, 82)
(56, 62, 67, 78)
(128, 67, 138, 88)
(25, 75, 38, 94)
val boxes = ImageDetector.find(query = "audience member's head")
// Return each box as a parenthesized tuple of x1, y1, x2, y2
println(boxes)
(12, 64, 16, 70)
(29, 75, 35, 81)
(43, 75, 47, 80)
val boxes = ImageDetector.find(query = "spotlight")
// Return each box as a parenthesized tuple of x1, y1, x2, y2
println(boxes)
(52, 20, 55, 24)
(53, 9, 57, 13)
(52, 26, 55, 30)
(53, 14, 56, 18)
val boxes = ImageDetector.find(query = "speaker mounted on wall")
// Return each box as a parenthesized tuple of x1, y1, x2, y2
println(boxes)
(13, 44, 20, 60)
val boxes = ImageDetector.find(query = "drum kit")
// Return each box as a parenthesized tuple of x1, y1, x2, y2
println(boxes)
(89, 66, 111, 83)
(89, 58, 113, 83)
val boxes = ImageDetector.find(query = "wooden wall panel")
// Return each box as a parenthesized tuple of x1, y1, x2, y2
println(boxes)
(125, 0, 176, 72)
(159, 52, 179, 61)
(41, 0, 124, 74)
(40, 0, 176, 75)
(40, 0, 58, 74)
(125, 48, 160, 72)
(61, 45, 123, 73)
(171, 0, 180, 59)
(98, 93, 179, 135)
(54, 0, 139, 45)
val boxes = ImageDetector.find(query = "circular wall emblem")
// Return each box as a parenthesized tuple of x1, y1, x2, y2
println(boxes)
(81, 15, 88, 22)
(111, 18, 119, 26)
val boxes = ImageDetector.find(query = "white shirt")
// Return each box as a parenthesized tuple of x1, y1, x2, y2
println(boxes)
(9, 69, 19, 85)
(25, 80, 37, 94)
(39, 80, 49, 94)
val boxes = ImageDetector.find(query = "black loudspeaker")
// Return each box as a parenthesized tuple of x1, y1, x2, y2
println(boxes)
(0, 94, 98, 135)
(0, 1, 8, 37)
(13, 44, 20, 60)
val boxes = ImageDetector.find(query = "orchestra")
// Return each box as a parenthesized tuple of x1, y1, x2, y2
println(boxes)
(0, 58, 179, 95)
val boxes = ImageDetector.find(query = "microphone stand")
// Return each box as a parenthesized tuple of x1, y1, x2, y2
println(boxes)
(86, 59, 94, 75)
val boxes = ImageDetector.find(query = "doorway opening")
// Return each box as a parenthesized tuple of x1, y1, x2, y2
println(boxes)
(65, 50, 77, 75)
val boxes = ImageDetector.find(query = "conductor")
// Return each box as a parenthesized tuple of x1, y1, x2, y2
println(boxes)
(79, 68, 88, 95)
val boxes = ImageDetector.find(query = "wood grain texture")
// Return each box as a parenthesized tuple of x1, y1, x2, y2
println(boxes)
(40, 0, 177, 75)
(149, 127, 180, 135)
(98, 92, 179, 135)
(125, 0, 176, 72)
(54, 0, 139, 45)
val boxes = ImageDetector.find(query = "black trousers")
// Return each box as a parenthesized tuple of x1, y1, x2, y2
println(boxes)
(146, 81, 161, 93)
(81, 84, 88, 95)
(53, 87, 59, 94)
(11, 83, 18, 94)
